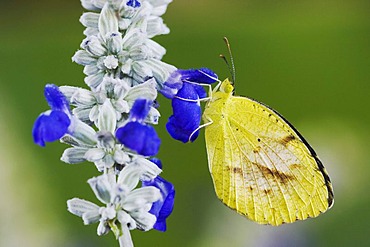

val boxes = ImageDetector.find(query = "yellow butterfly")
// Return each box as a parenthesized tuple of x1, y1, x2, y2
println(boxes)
(203, 78, 334, 226)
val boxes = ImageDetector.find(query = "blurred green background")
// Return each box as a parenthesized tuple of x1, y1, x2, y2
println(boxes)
(1, 0, 369, 246)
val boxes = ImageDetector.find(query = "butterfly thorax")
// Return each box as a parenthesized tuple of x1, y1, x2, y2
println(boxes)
(203, 79, 234, 122)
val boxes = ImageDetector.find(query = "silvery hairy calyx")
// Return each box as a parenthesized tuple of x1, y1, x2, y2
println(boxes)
(32, 1, 176, 246)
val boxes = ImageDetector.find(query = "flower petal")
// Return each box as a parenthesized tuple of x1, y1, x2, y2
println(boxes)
(97, 131, 116, 149)
(129, 98, 151, 122)
(99, 2, 119, 37)
(106, 32, 123, 54)
(82, 210, 101, 225)
(123, 186, 161, 212)
(32, 111, 71, 146)
(193, 84, 207, 99)
(85, 71, 105, 88)
(44, 84, 70, 113)
(88, 174, 113, 204)
(102, 154, 115, 169)
(69, 119, 98, 146)
(116, 122, 160, 156)
(61, 147, 88, 164)
(67, 198, 100, 218)
(72, 50, 97, 65)
(103, 55, 119, 69)
(149, 158, 162, 169)
(79, 12, 99, 28)
(84, 148, 105, 162)
(166, 83, 201, 143)
(147, 107, 160, 125)
(179, 67, 218, 84)
(132, 157, 162, 181)
(81, 36, 106, 56)
(114, 149, 130, 165)
(160, 68, 217, 99)
(124, 78, 158, 103)
(142, 176, 175, 232)
(97, 100, 117, 132)
(117, 210, 137, 230)
(130, 211, 157, 232)
(117, 164, 142, 192)
(126, 0, 141, 8)
(97, 220, 110, 236)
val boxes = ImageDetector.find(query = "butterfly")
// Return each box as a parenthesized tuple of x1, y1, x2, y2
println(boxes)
(202, 77, 334, 226)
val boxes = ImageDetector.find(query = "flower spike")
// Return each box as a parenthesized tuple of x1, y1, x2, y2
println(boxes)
(34, 0, 176, 245)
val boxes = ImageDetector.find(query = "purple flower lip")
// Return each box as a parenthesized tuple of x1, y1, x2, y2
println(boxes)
(126, 0, 141, 8)
(160, 68, 218, 99)
(142, 166, 175, 232)
(33, 84, 72, 147)
(115, 98, 160, 156)
(161, 68, 218, 143)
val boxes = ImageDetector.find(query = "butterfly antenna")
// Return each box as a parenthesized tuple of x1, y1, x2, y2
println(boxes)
(219, 53, 231, 78)
(223, 37, 236, 84)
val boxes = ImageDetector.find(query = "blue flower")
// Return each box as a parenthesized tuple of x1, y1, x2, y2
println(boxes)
(33, 84, 72, 147)
(126, 0, 141, 8)
(142, 174, 175, 232)
(116, 99, 160, 156)
(161, 68, 218, 143)
(166, 83, 203, 143)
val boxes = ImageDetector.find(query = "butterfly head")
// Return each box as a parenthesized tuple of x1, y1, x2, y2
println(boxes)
(220, 78, 234, 94)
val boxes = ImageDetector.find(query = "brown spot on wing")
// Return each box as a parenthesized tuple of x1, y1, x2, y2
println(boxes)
(279, 135, 296, 147)
(263, 189, 272, 194)
(253, 146, 261, 153)
(290, 163, 301, 170)
(253, 162, 295, 184)
(226, 166, 243, 175)
(233, 167, 243, 175)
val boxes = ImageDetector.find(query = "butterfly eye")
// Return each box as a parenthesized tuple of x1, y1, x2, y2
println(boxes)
(225, 84, 234, 93)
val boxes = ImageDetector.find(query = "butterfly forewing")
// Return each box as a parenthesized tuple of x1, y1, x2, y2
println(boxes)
(203, 80, 333, 226)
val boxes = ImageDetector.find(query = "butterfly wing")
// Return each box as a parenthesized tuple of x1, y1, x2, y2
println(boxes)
(204, 95, 333, 226)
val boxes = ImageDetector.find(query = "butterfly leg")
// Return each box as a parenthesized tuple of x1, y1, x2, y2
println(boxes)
(197, 68, 220, 82)
(187, 117, 213, 142)
(173, 96, 204, 102)
(183, 79, 214, 101)
(184, 68, 221, 99)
